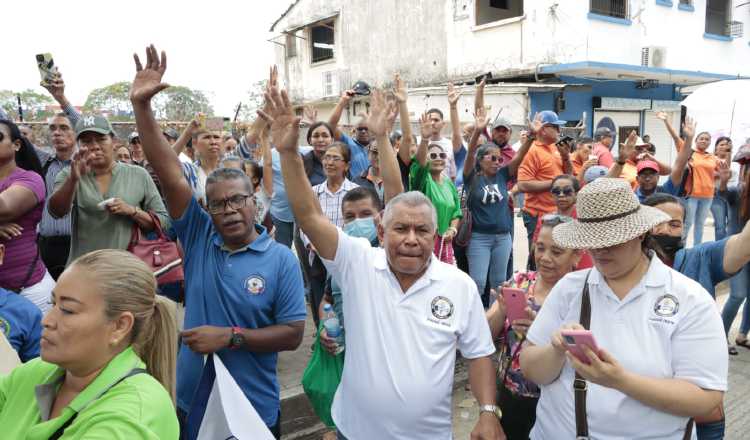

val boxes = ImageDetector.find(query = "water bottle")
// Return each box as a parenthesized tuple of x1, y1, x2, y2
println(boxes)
(322, 304, 344, 354)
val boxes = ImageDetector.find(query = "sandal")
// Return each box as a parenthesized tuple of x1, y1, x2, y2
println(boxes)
(735, 338, 750, 349)
(729, 345, 739, 356)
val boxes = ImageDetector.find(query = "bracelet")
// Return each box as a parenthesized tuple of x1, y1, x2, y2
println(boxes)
(131, 207, 139, 218)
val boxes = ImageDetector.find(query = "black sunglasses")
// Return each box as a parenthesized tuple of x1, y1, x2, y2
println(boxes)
(550, 187, 575, 197)
(429, 152, 448, 160)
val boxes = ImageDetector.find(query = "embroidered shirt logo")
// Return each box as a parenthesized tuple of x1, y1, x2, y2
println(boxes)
(431, 296, 454, 320)
(653, 294, 679, 317)
(244, 276, 266, 295)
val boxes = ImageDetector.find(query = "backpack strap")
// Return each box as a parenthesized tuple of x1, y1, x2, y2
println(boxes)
(574, 271, 592, 439)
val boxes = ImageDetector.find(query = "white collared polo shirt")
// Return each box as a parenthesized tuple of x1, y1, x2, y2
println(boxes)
(321, 230, 494, 440)
(526, 256, 727, 440)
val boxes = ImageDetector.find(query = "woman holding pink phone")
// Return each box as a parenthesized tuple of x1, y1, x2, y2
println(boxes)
(485, 215, 581, 440)
(520, 178, 727, 440)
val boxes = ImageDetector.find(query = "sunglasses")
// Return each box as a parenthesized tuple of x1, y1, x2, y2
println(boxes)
(429, 152, 448, 160)
(484, 155, 501, 162)
(550, 187, 575, 197)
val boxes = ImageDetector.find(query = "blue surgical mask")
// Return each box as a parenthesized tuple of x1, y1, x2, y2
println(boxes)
(343, 217, 377, 243)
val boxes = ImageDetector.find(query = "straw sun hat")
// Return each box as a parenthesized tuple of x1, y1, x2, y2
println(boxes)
(552, 178, 670, 250)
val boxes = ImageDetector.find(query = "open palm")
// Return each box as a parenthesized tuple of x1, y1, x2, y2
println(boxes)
(130, 44, 170, 103)
(367, 89, 397, 137)
(258, 86, 300, 154)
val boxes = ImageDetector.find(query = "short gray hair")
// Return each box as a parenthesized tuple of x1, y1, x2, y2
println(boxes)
(220, 156, 243, 169)
(205, 167, 253, 202)
(382, 191, 437, 232)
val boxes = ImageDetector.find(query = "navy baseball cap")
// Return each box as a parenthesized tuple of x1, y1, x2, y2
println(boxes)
(538, 111, 566, 126)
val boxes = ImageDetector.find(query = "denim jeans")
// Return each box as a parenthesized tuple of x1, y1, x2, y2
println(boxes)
(696, 419, 725, 440)
(721, 262, 750, 336)
(271, 214, 294, 248)
(684, 197, 713, 245)
(521, 211, 539, 271)
(467, 232, 513, 304)
(710, 195, 729, 241)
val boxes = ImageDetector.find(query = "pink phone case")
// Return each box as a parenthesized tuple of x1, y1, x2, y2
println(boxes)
(502, 288, 528, 324)
(561, 329, 599, 365)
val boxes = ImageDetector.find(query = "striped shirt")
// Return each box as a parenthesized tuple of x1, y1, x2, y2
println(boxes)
(301, 179, 358, 247)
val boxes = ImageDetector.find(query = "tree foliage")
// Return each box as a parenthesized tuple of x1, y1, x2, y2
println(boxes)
(237, 79, 267, 121)
(83, 81, 214, 121)
(0, 89, 54, 121)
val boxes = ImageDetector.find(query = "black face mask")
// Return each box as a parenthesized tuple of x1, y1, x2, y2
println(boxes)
(651, 234, 685, 257)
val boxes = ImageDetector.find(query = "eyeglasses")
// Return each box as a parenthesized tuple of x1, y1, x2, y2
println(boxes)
(323, 155, 344, 163)
(550, 187, 575, 197)
(541, 214, 573, 226)
(207, 194, 252, 214)
(484, 155, 501, 162)
(429, 152, 448, 160)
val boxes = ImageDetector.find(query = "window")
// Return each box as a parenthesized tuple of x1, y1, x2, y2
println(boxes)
(322, 71, 335, 97)
(475, 0, 523, 26)
(705, 0, 731, 36)
(679, 0, 692, 4)
(310, 21, 335, 63)
(285, 33, 296, 58)
(589, 0, 628, 19)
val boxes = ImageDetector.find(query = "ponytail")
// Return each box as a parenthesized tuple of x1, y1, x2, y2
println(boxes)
(134, 295, 177, 403)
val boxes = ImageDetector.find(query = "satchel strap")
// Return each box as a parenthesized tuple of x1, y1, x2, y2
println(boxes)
(48, 368, 147, 440)
(573, 271, 695, 440)
(128, 210, 167, 247)
(574, 271, 592, 439)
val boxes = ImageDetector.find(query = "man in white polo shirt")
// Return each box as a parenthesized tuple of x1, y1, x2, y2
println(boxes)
(261, 85, 504, 439)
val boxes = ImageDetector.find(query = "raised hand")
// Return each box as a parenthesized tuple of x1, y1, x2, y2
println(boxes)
(302, 105, 318, 126)
(655, 111, 668, 121)
(41, 72, 66, 101)
(367, 89, 398, 137)
(718, 159, 732, 185)
(257, 86, 301, 154)
(474, 106, 489, 132)
(447, 83, 461, 107)
(528, 113, 543, 136)
(618, 130, 638, 162)
(419, 112, 434, 139)
(269, 65, 279, 89)
(70, 147, 90, 181)
(340, 89, 355, 105)
(130, 44, 170, 104)
(682, 116, 696, 139)
(393, 73, 407, 103)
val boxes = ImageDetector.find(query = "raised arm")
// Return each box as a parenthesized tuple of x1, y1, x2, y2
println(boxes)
(328, 89, 355, 140)
(724, 208, 750, 274)
(474, 78, 486, 113)
(669, 117, 695, 187)
(129, 45, 193, 219)
(448, 83, 463, 153)
(394, 73, 413, 167)
(260, 86, 339, 260)
(463, 106, 489, 178)
(656, 111, 681, 149)
(608, 131, 637, 178)
(48, 150, 88, 218)
(367, 89, 403, 203)
(171, 117, 198, 157)
(416, 113, 433, 167)
(260, 126, 274, 197)
(41, 70, 80, 127)
(508, 130, 533, 178)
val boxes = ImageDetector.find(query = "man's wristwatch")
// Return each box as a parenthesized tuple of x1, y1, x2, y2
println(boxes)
(228, 327, 244, 350)
(479, 404, 502, 420)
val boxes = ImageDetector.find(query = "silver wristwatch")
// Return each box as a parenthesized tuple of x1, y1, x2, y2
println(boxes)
(479, 404, 502, 420)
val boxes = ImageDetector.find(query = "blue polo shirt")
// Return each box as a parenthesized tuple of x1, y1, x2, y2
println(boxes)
(0, 288, 42, 362)
(674, 238, 730, 297)
(339, 134, 370, 177)
(173, 197, 306, 427)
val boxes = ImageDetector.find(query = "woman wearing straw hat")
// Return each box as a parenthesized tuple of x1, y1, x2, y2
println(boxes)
(520, 178, 727, 440)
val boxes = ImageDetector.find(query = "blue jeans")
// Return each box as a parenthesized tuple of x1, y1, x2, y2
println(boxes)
(710, 195, 729, 241)
(467, 232, 513, 304)
(696, 419, 725, 440)
(721, 262, 750, 336)
(684, 197, 713, 245)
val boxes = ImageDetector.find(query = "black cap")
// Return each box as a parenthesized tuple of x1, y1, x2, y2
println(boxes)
(352, 80, 371, 96)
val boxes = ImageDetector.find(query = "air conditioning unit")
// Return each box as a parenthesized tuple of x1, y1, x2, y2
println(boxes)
(641, 46, 667, 68)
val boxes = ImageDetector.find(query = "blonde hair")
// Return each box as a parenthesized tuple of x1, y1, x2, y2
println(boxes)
(71, 250, 177, 402)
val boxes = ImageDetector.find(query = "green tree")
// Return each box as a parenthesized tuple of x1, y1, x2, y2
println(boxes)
(83, 81, 132, 121)
(0, 89, 54, 121)
(237, 79, 267, 121)
(154, 86, 214, 121)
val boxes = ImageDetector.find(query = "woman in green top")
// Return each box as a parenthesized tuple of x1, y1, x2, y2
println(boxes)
(0, 249, 179, 439)
(410, 113, 462, 264)
(48, 115, 169, 265)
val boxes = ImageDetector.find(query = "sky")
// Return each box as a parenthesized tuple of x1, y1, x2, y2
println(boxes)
(3, 0, 295, 117)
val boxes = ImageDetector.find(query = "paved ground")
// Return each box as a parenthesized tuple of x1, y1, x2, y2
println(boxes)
(277, 218, 748, 439)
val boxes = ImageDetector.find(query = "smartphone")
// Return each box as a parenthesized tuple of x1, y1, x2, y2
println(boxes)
(205, 117, 224, 131)
(502, 288, 528, 324)
(36, 53, 58, 83)
(561, 329, 600, 365)
(97, 198, 116, 209)
(197, 113, 207, 130)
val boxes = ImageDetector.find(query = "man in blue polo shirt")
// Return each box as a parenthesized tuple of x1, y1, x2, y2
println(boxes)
(129, 47, 306, 439)
(0, 244, 42, 363)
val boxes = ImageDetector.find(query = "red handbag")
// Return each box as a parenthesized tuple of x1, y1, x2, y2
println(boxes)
(127, 211, 184, 286)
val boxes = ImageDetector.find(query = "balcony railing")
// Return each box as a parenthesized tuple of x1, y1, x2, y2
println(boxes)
(590, 0, 628, 19)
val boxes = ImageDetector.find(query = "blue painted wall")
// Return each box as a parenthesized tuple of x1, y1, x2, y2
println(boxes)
(529, 75, 685, 135)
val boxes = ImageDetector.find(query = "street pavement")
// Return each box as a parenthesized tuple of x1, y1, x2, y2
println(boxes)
(278, 218, 747, 439)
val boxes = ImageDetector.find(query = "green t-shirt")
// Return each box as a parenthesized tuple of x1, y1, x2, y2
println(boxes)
(0, 346, 178, 439)
(54, 162, 170, 265)
(409, 159, 462, 235)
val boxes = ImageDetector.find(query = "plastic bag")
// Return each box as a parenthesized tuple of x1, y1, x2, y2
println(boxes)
(301, 323, 345, 428)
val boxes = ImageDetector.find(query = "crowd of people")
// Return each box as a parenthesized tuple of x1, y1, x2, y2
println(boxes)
(0, 43, 749, 440)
